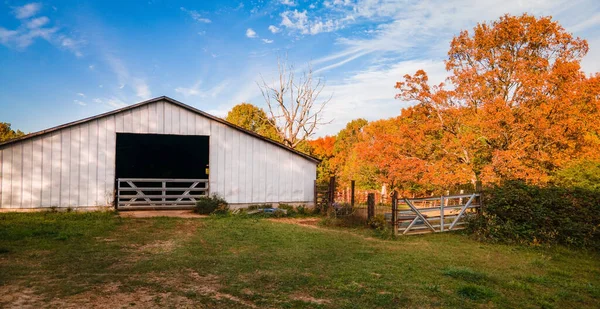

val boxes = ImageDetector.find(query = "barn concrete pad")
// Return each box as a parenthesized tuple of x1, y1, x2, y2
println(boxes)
(118, 210, 207, 218)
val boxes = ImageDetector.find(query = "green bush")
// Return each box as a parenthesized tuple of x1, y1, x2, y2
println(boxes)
(368, 214, 388, 230)
(468, 180, 600, 250)
(278, 204, 297, 216)
(194, 194, 229, 215)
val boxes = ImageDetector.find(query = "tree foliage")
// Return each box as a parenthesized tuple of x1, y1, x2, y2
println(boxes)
(311, 14, 600, 196)
(225, 103, 280, 142)
(0, 122, 25, 143)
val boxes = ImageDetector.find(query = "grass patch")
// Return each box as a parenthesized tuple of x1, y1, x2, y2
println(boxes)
(456, 284, 496, 301)
(442, 267, 490, 283)
(0, 212, 599, 308)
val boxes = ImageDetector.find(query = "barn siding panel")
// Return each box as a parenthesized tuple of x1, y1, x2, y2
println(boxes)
(10, 143, 23, 208)
(31, 139, 42, 208)
(0, 99, 316, 208)
(41, 135, 52, 207)
(21, 140, 32, 208)
(50, 133, 61, 207)
(68, 127, 80, 207)
(238, 133, 247, 204)
(78, 124, 89, 206)
(88, 121, 98, 205)
(215, 124, 227, 196)
(105, 115, 116, 205)
(97, 118, 107, 205)
(60, 130, 70, 207)
(230, 129, 239, 203)
(1, 149, 10, 208)
(208, 122, 217, 196)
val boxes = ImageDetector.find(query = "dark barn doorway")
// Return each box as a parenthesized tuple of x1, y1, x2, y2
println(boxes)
(115, 133, 210, 209)
(115, 133, 209, 180)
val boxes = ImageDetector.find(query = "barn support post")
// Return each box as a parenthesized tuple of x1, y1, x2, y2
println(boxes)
(367, 193, 375, 220)
(391, 191, 398, 236)
(313, 180, 318, 209)
(350, 180, 355, 208)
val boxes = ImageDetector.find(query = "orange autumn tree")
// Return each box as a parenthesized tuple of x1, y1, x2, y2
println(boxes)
(308, 135, 336, 184)
(395, 14, 600, 185)
(329, 119, 369, 186)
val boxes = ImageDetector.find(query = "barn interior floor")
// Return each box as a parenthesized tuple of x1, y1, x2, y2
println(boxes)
(118, 210, 207, 218)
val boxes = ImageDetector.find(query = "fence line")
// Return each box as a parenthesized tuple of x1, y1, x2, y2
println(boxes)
(317, 176, 482, 236)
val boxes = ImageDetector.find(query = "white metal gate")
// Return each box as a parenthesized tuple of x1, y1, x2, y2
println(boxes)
(396, 193, 481, 235)
(117, 178, 209, 210)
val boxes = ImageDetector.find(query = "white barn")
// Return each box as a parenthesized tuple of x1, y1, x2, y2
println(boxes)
(0, 96, 318, 210)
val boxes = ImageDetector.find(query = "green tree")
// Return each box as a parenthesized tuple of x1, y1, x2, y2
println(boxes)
(225, 103, 280, 142)
(0, 122, 25, 143)
(552, 160, 600, 192)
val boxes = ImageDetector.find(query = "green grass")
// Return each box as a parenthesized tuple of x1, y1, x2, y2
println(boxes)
(0, 212, 599, 308)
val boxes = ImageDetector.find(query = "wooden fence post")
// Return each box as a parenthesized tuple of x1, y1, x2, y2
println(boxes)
(367, 193, 375, 220)
(351, 180, 355, 207)
(328, 176, 336, 206)
(440, 195, 445, 232)
(475, 180, 483, 215)
(391, 191, 398, 236)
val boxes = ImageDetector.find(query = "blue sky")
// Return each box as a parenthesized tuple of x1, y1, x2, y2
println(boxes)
(1, 0, 599, 136)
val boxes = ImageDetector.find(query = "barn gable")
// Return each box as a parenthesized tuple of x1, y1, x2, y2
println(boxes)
(0, 97, 318, 209)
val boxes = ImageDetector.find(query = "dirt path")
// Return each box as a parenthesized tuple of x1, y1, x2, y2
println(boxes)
(118, 210, 207, 218)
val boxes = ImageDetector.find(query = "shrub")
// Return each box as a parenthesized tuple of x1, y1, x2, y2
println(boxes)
(368, 214, 388, 230)
(468, 180, 600, 250)
(296, 205, 310, 215)
(278, 204, 297, 216)
(194, 194, 229, 215)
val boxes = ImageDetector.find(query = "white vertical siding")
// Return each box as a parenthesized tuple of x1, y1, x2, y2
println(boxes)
(68, 127, 80, 207)
(97, 118, 107, 205)
(105, 115, 116, 204)
(0, 99, 316, 208)
(21, 140, 32, 208)
(88, 121, 98, 206)
(31, 138, 42, 208)
(41, 135, 52, 207)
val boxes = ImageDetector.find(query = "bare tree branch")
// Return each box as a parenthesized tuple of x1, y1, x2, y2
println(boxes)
(258, 57, 332, 149)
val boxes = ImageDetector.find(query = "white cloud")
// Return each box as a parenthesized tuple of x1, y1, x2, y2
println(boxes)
(74, 99, 86, 106)
(175, 80, 229, 98)
(106, 98, 127, 108)
(77, 92, 86, 97)
(268, 25, 280, 33)
(317, 59, 447, 135)
(26, 16, 49, 29)
(262, 38, 274, 44)
(280, 0, 297, 6)
(246, 28, 258, 38)
(134, 80, 151, 99)
(89, 64, 95, 70)
(180, 7, 211, 23)
(0, 5, 83, 56)
(13, 2, 42, 19)
(105, 55, 152, 100)
(280, 10, 343, 35)
(0, 28, 18, 44)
